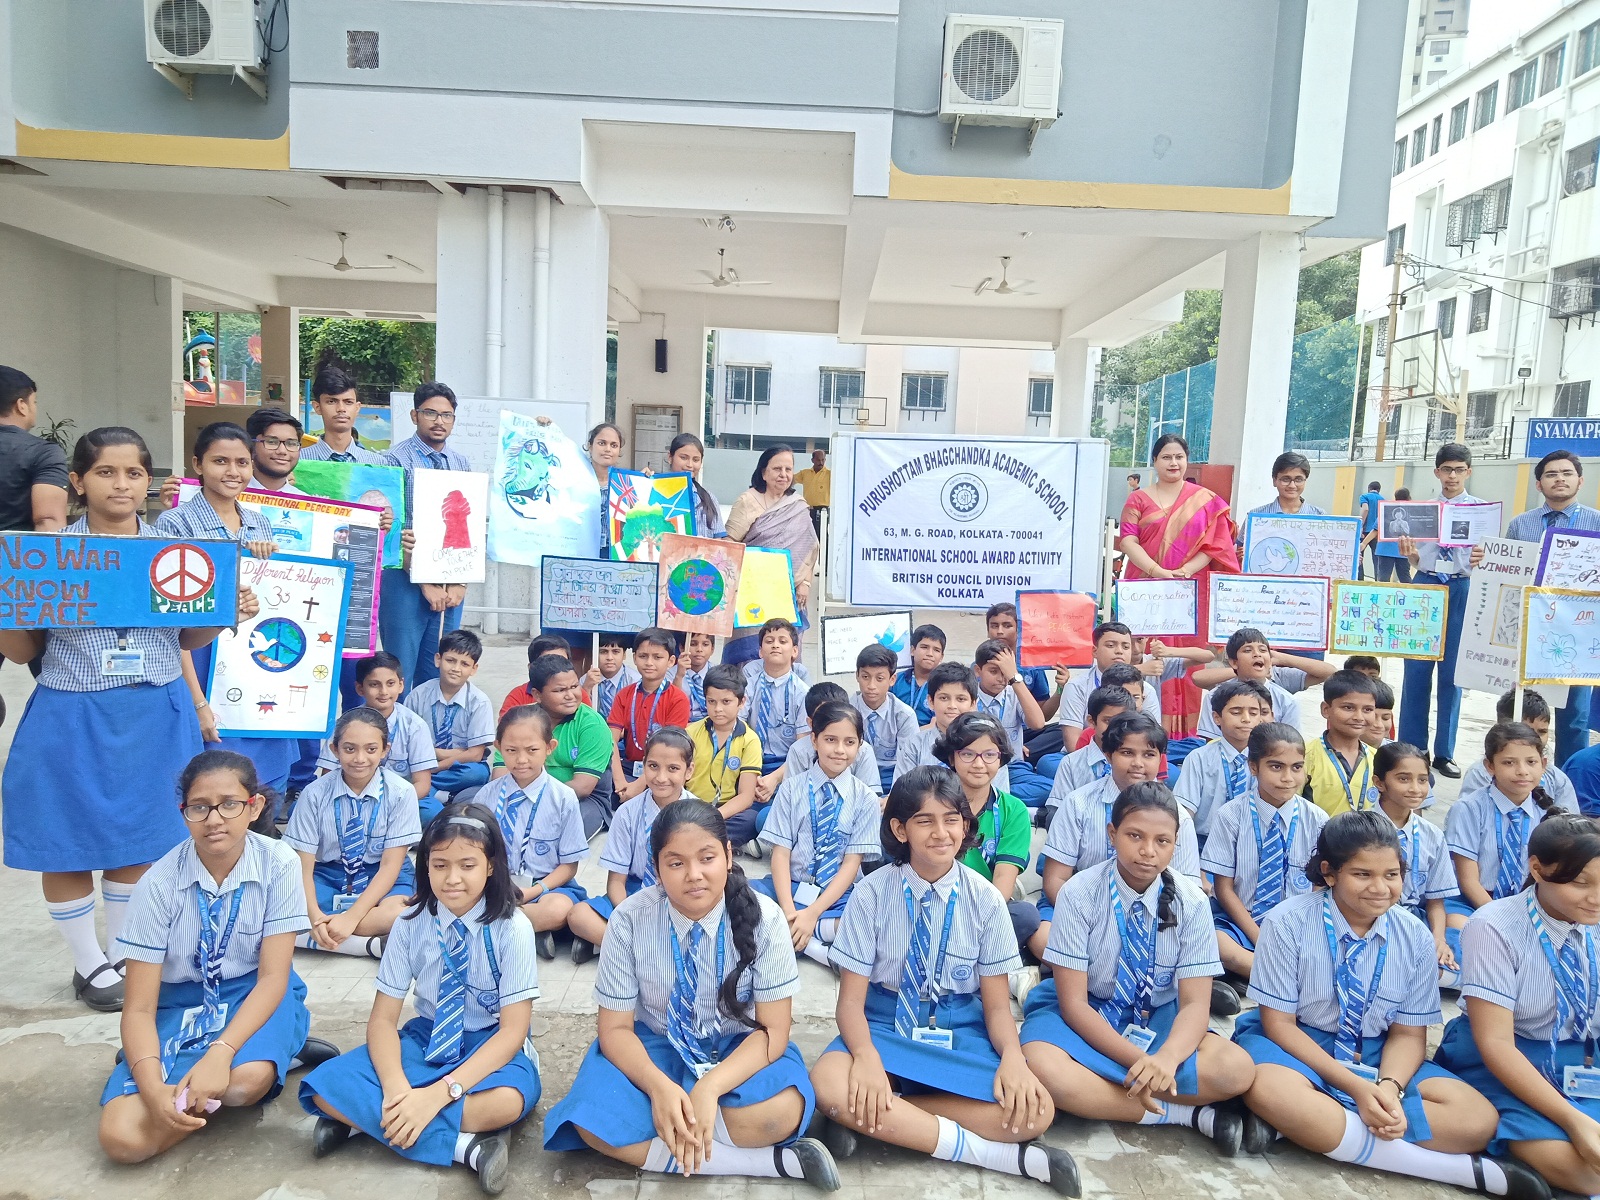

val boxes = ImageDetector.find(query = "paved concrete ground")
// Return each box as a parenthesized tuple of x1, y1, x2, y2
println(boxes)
(0, 614, 1518, 1200)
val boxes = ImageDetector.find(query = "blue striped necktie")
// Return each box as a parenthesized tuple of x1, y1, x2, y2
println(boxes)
(428, 450, 447, 470)
(667, 923, 707, 1066)
(433, 701, 458, 747)
(1105, 898, 1152, 1030)
(1333, 933, 1369, 1061)
(338, 801, 368, 888)
(686, 670, 705, 716)
(640, 824, 659, 888)
(811, 782, 845, 884)
(1225, 753, 1249, 800)
(894, 887, 935, 1036)
(1545, 509, 1567, 529)
(758, 680, 775, 742)
(598, 676, 618, 718)
(1253, 811, 1287, 921)
(1496, 807, 1531, 899)
(425, 918, 470, 1064)
(867, 711, 882, 747)
(497, 787, 530, 835)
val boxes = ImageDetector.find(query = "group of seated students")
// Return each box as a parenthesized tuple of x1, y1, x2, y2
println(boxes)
(96, 607, 1600, 1200)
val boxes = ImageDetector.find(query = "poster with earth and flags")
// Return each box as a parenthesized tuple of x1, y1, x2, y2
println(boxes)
(607, 469, 697, 562)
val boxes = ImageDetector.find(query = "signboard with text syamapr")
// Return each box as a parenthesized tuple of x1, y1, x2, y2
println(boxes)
(0, 533, 239, 630)
(1527, 418, 1600, 459)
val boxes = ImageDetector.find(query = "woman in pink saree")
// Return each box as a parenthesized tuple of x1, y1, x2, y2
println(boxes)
(1118, 434, 1240, 735)
(722, 444, 820, 667)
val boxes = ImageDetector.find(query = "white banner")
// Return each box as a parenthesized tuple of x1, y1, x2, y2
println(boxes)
(1458, 537, 1568, 704)
(847, 436, 1106, 610)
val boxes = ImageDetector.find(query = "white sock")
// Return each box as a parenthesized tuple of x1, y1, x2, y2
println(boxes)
(48, 895, 110, 978)
(100, 879, 135, 958)
(331, 935, 382, 957)
(801, 938, 832, 965)
(640, 1134, 795, 1178)
(1326, 1108, 1494, 1190)
(1142, 1102, 1215, 1135)
(817, 918, 839, 942)
(644, 1138, 680, 1173)
(933, 1115, 1050, 1181)
(454, 1132, 486, 1168)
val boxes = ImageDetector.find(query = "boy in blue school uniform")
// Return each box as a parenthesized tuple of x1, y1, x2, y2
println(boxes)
(1172, 679, 1272, 841)
(892, 623, 946, 727)
(742, 619, 811, 781)
(405, 629, 496, 810)
(1043, 685, 1137, 824)
(973, 638, 1051, 807)
(1191, 628, 1334, 739)
(317, 652, 440, 820)
(852, 643, 919, 793)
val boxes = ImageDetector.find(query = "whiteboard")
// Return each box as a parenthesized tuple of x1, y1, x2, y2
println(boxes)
(449, 397, 592, 476)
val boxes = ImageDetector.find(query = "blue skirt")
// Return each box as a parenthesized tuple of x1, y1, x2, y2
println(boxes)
(580, 876, 645, 922)
(4, 680, 197, 872)
(1434, 1015, 1600, 1155)
(101, 970, 310, 1105)
(1211, 898, 1258, 952)
(1233, 1009, 1448, 1144)
(1020, 981, 1201, 1096)
(823, 985, 1000, 1102)
(543, 1024, 814, 1152)
(531, 882, 589, 906)
(311, 859, 417, 914)
(750, 874, 851, 920)
(300, 1016, 540, 1165)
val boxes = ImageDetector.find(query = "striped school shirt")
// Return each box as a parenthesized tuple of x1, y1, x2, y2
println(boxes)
(376, 898, 540, 1031)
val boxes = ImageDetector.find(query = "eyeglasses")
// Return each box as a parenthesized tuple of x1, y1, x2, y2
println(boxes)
(416, 409, 456, 423)
(254, 436, 299, 451)
(955, 748, 1002, 764)
(181, 799, 249, 822)
(1437, 465, 1470, 476)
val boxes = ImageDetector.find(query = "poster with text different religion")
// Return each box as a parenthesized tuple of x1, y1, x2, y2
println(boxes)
(409, 468, 489, 584)
(488, 412, 602, 566)
(205, 553, 351, 739)
(847, 436, 1107, 610)
(1457, 537, 1567, 705)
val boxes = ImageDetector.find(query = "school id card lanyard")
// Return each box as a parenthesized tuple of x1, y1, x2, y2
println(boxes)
(706, 721, 742, 802)
(669, 918, 728, 1077)
(1323, 892, 1388, 1083)
(177, 885, 246, 1057)
(103, 628, 145, 676)
(1322, 735, 1375, 812)
(1525, 891, 1600, 1099)
(902, 881, 960, 1049)
(980, 788, 1004, 869)
(333, 778, 386, 906)
(625, 684, 670, 759)
(1108, 870, 1161, 1052)
(498, 773, 550, 885)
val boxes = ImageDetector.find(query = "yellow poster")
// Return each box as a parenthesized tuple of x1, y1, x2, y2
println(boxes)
(733, 546, 797, 628)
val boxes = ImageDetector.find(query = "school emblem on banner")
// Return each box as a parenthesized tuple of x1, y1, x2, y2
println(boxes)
(148, 543, 219, 616)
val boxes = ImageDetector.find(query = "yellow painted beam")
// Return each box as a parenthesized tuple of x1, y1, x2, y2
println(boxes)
(887, 163, 1294, 214)
(15, 122, 289, 171)
(1330, 465, 1356, 517)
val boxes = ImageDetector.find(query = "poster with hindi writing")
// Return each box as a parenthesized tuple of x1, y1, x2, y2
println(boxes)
(409, 468, 489, 584)
(1207, 574, 1329, 650)
(1016, 590, 1097, 669)
(1330, 580, 1448, 660)
(656, 534, 744, 638)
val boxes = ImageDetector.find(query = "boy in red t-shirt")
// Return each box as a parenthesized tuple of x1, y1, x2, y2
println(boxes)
(607, 626, 689, 800)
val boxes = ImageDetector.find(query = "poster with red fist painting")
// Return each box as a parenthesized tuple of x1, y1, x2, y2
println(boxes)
(409, 469, 489, 584)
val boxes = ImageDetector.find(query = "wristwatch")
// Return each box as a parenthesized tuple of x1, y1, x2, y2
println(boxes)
(1009, 675, 1024, 687)
(1377, 1075, 1406, 1098)
(443, 1075, 465, 1101)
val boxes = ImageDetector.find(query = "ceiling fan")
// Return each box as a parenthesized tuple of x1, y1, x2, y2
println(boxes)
(955, 255, 1037, 297)
(301, 232, 400, 273)
(698, 247, 771, 288)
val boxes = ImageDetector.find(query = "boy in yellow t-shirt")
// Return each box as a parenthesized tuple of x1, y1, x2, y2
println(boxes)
(1304, 670, 1380, 816)
(687, 663, 764, 847)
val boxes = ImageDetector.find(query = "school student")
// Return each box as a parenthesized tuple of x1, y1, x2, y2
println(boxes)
(526, 653, 617, 839)
(973, 639, 1051, 807)
(1237, 813, 1538, 1199)
(1056, 624, 1174, 746)
(301, 805, 541, 1193)
(756, 703, 881, 966)
(1043, 686, 1136, 820)
(299, 358, 392, 466)
(97, 751, 331, 1164)
(853, 643, 920, 794)
(588, 633, 640, 724)
(809, 768, 1080, 1195)
(934, 713, 1046, 964)
(1202, 724, 1328, 982)
(318, 652, 440, 818)
(0, 426, 259, 1012)
(1373, 742, 1458, 975)
(686, 665, 764, 848)
(893, 624, 947, 727)
(286, 709, 421, 958)
(500, 634, 574, 717)
(542, 800, 838, 1187)
(894, 662, 982, 781)
(744, 619, 811, 779)
(1304, 671, 1382, 817)
(667, 432, 727, 539)
(1460, 691, 1579, 813)
(778, 683, 882, 795)
(1172, 679, 1271, 841)
(480, 705, 590, 961)
(1433, 813, 1600, 1196)
(405, 629, 496, 809)
(1192, 628, 1334, 740)
(1021, 783, 1255, 1155)
(671, 631, 717, 723)
(1363, 678, 1401, 750)
(985, 601, 1061, 719)
(609, 628, 690, 796)
(568, 728, 698, 963)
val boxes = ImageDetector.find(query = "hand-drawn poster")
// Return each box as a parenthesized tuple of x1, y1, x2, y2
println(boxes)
(539, 556, 658, 635)
(409, 468, 489, 584)
(0, 532, 238, 629)
(1537, 527, 1600, 589)
(733, 546, 798, 629)
(291, 460, 408, 568)
(205, 554, 351, 738)
(1241, 514, 1362, 580)
(1113, 578, 1199, 637)
(488, 413, 602, 566)
(1207, 574, 1329, 650)
(1457, 537, 1567, 704)
(655, 533, 744, 638)
(1522, 587, 1600, 686)
(821, 611, 913, 676)
(607, 469, 697, 562)
(1016, 591, 1097, 668)
(1330, 580, 1448, 660)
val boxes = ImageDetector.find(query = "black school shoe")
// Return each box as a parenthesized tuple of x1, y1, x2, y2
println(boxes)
(1433, 756, 1463, 779)
(1209, 978, 1242, 1017)
(1207, 1105, 1244, 1157)
(292, 1036, 341, 1073)
(1475, 1155, 1551, 1200)
(467, 1130, 510, 1194)
(535, 930, 557, 961)
(74, 962, 124, 1012)
(571, 937, 596, 966)
(312, 1116, 353, 1158)
(1027, 1141, 1082, 1198)
(821, 1116, 858, 1160)
(779, 1138, 841, 1192)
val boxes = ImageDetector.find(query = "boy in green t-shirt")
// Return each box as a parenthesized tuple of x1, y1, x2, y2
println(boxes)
(526, 652, 618, 837)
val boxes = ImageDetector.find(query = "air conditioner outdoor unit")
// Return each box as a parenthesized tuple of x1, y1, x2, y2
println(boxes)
(144, 0, 267, 99)
(940, 15, 1063, 151)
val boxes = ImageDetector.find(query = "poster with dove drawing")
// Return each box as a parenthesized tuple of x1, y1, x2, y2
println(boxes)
(409, 468, 489, 584)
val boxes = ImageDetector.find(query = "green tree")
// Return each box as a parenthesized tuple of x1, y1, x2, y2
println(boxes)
(299, 318, 436, 393)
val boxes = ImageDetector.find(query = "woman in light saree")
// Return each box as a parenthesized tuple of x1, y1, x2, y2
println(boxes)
(722, 445, 819, 667)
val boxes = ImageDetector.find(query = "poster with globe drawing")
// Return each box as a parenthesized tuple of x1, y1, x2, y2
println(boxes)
(205, 553, 352, 739)
(1242, 514, 1362, 581)
(656, 534, 743, 637)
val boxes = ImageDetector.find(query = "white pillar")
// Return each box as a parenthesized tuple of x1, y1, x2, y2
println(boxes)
(1052, 337, 1094, 438)
(1210, 232, 1300, 512)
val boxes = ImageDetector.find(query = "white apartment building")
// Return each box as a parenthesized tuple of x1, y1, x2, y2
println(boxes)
(1358, 0, 1600, 459)
(1404, 0, 1471, 98)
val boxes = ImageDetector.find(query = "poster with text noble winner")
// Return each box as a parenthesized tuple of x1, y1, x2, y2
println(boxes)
(847, 437, 1107, 610)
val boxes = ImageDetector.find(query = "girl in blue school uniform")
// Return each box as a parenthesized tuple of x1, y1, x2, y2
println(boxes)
(1201, 723, 1329, 982)
(283, 708, 421, 958)
(301, 804, 541, 1194)
(567, 726, 697, 964)
(480, 704, 591, 963)
(0, 426, 259, 1013)
(1020, 782, 1256, 1155)
(544, 798, 838, 1186)
(99, 751, 333, 1163)
(1373, 742, 1459, 978)
(809, 767, 1082, 1196)
(158, 422, 291, 806)
(754, 702, 881, 966)
(1445, 723, 1567, 961)
(1434, 813, 1600, 1196)
(1237, 812, 1543, 1199)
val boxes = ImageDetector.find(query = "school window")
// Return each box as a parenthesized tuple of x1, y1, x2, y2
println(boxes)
(1465, 390, 1499, 437)
(1582, 21, 1600, 76)
(1507, 62, 1537, 113)
(1474, 81, 1498, 129)
(1393, 138, 1408, 176)
(900, 373, 947, 412)
(1431, 407, 1458, 441)
(1554, 258, 1600, 318)
(1448, 99, 1469, 143)
(1430, 40, 1450, 56)
(1566, 138, 1600, 194)
(1437, 296, 1456, 338)
(1469, 287, 1491, 333)
(724, 364, 770, 406)
(817, 367, 864, 412)
(1554, 381, 1591, 418)
(1385, 225, 1406, 266)
(1542, 42, 1566, 94)
(1027, 377, 1053, 418)
(1430, 114, 1443, 155)
(1411, 126, 1427, 166)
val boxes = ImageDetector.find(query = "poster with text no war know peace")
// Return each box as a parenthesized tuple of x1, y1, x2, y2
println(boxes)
(0, 533, 239, 630)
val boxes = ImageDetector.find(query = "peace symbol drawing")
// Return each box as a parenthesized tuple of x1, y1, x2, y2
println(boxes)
(249, 618, 308, 673)
(149, 543, 215, 604)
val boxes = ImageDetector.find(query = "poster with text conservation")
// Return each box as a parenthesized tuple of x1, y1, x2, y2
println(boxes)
(1113, 578, 1199, 638)
(1458, 537, 1567, 704)
(205, 554, 351, 739)
(488, 413, 602, 566)
(1207, 574, 1329, 650)
(409, 468, 489, 584)
(656, 533, 743, 637)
